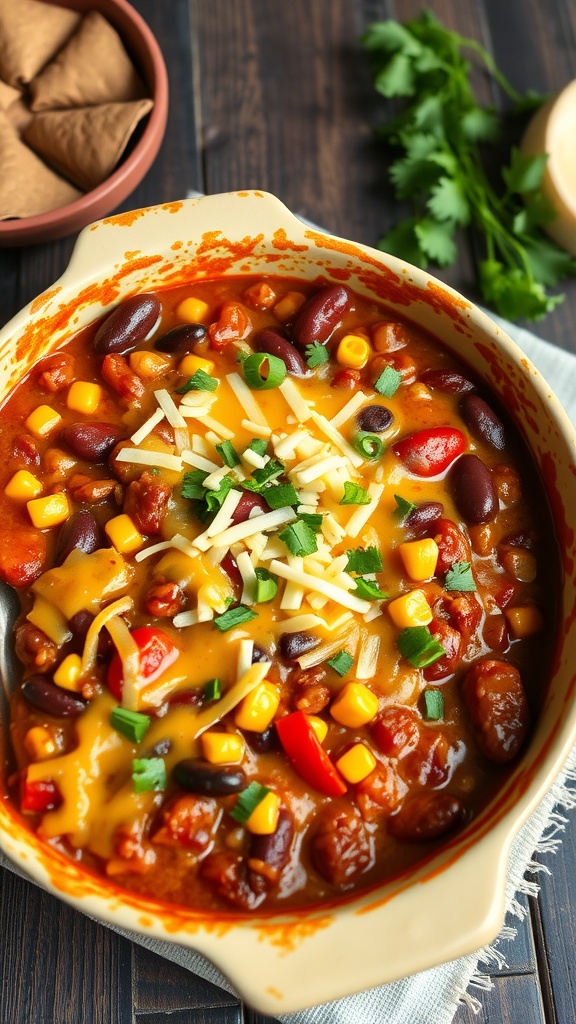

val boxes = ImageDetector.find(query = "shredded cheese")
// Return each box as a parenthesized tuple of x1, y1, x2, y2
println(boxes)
(237, 639, 254, 680)
(155, 388, 187, 429)
(130, 407, 165, 445)
(241, 419, 272, 439)
(115, 448, 183, 473)
(81, 596, 134, 677)
(269, 559, 371, 613)
(279, 378, 313, 422)
(330, 391, 369, 429)
(226, 372, 268, 427)
(181, 449, 220, 473)
(309, 411, 364, 468)
(297, 624, 360, 670)
(207, 506, 297, 550)
(345, 482, 385, 538)
(106, 616, 143, 712)
(237, 550, 257, 604)
(356, 633, 381, 680)
(189, 663, 272, 739)
(202, 415, 235, 439)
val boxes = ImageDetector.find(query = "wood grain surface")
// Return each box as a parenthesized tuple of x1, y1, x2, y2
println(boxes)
(0, 2, 575, 1022)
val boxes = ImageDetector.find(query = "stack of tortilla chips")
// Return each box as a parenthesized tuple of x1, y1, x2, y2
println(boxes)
(0, 0, 154, 220)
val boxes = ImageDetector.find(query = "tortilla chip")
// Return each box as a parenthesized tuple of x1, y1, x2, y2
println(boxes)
(0, 112, 82, 220)
(29, 10, 147, 112)
(6, 96, 34, 134)
(24, 100, 153, 192)
(0, 0, 80, 87)
(0, 80, 21, 111)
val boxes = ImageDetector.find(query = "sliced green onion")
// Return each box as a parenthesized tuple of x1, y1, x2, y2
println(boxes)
(243, 458, 285, 492)
(423, 689, 445, 721)
(246, 438, 268, 457)
(327, 650, 354, 677)
(243, 352, 287, 390)
(393, 494, 417, 520)
(262, 482, 300, 509)
(110, 707, 151, 743)
(132, 757, 166, 793)
(216, 440, 240, 467)
(214, 605, 258, 632)
(374, 365, 402, 398)
(396, 626, 446, 668)
(230, 781, 270, 824)
(203, 678, 223, 702)
(296, 512, 324, 532)
(305, 341, 330, 368)
(345, 546, 383, 575)
(445, 561, 477, 592)
(353, 578, 388, 600)
(339, 481, 371, 505)
(176, 369, 219, 393)
(353, 431, 385, 460)
(279, 520, 318, 556)
(254, 568, 278, 604)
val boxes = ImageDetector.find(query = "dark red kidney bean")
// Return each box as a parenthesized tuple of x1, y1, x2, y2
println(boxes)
(405, 501, 444, 537)
(420, 369, 475, 394)
(462, 659, 529, 762)
(243, 727, 280, 754)
(502, 529, 538, 550)
(61, 422, 125, 462)
(22, 676, 88, 717)
(279, 631, 321, 662)
(248, 809, 294, 892)
(423, 618, 463, 681)
(290, 284, 350, 349)
(460, 395, 506, 451)
(173, 759, 247, 795)
(154, 323, 207, 353)
(255, 328, 308, 377)
(450, 454, 498, 525)
(230, 491, 269, 524)
(388, 792, 464, 842)
(356, 405, 393, 433)
(56, 510, 102, 564)
(94, 294, 161, 355)
(221, 552, 242, 588)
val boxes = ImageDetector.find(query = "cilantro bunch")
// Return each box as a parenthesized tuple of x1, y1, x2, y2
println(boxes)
(362, 11, 576, 321)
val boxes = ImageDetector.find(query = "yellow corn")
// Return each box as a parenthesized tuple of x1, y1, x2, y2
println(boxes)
(234, 681, 279, 732)
(178, 353, 215, 376)
(307, 715, 328, 744)
(176, 296, 210, 323)
(202, 732, 245, 765)
(336, 743, 377, 784)
(4, 469, 43, 502)
(330, 682, 379, 729)
(273, 290, 306, 322)
(129, 351, 172, 379)
(398, 538, 439, 582)
(388, 589, 433, 629)
(27, 492, 69, 529)
(245, 791, 280, 835)
(504, 605, 544, 638)
(53, 653, 83, 692)
(24, 726, 57, 761)
(66, 381, 102, 414)
(104, 513, 144, 554)
(336, 334, 371, 369)
(25, 404, 62, 438)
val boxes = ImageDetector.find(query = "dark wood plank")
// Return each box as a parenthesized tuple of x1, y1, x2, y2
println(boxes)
(137, 1009, 241, 1024)
(453, 973, 547, 1024)
(531, 827, 576, 1024)
(133, 944, 241, 1012)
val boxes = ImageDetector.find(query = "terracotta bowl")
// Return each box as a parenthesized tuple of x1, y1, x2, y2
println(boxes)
(0, 0, 168, 248)
(0, 192, 575, 1014)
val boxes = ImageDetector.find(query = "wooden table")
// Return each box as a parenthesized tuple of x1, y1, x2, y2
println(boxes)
(1, 2, 575, 1022)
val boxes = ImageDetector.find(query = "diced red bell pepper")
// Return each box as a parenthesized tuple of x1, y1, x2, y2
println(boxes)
(21, 778, 62, 813)
(275, 710, 347, 797)
(392, 427, 466, 477)
(107, 626, 179, 700)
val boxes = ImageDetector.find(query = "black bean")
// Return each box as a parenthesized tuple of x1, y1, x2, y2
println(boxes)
(279, 632, 321, 662)
(69, 610, 94, 637)
(255, 328, 309, 377)
(94, 294, 161, 355)
(57, 510, 103, 564)
(420, 369, 475, 394)
(405, 501, 444, 537)
(154, 323, 207, 353)
(248, 809, 294, 892)
(173, 759, 247, 795)
(251, 644, 271, 664)
(243, 727, 279, 754)
(22, 676, 87, 718)
(451, 454, 498, 525)
(290, 284, 350, 348)
(356, 405, 393, 434)
(460, 395, 506, 451)
(61, 422, 125, 461)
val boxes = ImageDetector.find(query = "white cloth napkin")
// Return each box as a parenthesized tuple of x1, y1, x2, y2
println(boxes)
(1, 311, 575, 1024)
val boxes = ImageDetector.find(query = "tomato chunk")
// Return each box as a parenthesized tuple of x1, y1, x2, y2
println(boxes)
(21, 778, 62, 813)
(107, 626, 180, 699)
(392, 427, 466, 477)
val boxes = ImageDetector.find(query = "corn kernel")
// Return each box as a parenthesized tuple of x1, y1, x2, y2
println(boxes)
(336, 334, 372, 369)
(202, 732, 245, 765)
(388, 589, 433, 629)
(336, 743, 377, 784)
(4, 469, 43, 502)
(27, 492, 69, 529)
(53, 653, 83, 692)
(178, 353, 215, 377)
(128, 351, 172, 379)
(234, 681, 279, 732)
(104, 513, 144, 554)
(330, 682, 379, 729)
(176, 296, 210, 323)
(307, 715, 328, 744)
(245, 791, 280, 835)
(504, 605, 544, 638)
(25, 404, 62, 438)
(66, 381, 102, 414)
(398, 538, 439, 582)
(24, 726, 57, 761)
(273, 290, 306, 322)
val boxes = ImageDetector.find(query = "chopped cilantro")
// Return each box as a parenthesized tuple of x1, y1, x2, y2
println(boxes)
(353, 578, 388, 600)
(279, 520, 318, 556)
(423, 688, 444, 721)
(110, 707, 151, 743)
(246, 438, 268, 457)
(132, 757, 166, 793)
(339, 481, 371, 505)
(327, 650, 354, 677)
(444, 561, 477, 591)
(261, 482, 300, 509)
(296, 512, 324, 533)
(203, 678, 223, 702)
(214, 605, 258, 632)
(394, 494, 417, 520)
(254, 568, 278, 603)
(305, 341, 330, 368)
(345, 546, 383, 575)
(396, 625, 445, 668)
(176, 369, 219, 393)
(230, 782, 270, 824)
(243, 459, 285, 492)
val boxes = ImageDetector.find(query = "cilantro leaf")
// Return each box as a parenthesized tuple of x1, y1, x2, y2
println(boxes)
(444, 561, 477, 592)
(345, 546, 383, 575)
(414, 217, 457, 266)
(353, 578, 388, 600)
(305, 342, 330, 368)
(394, 494, 417, 520)
(327, 650, 354, 677)
(427, 176, 470, 226)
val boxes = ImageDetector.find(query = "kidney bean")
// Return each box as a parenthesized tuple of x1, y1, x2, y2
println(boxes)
(451, 453, 498, 525)
(279, 631, 321, 662)
(243, 727, 279, 754)
(492, 464, 522, 504)
(94, 294, 161, 355)
(392, 427, 467, 477)
(420, 369, 475, 394)
(311, 805, 373, 886)
(423, 618, 463, 681)
(431, 518, 471, 573)
(462, 659, 529, 762)
(230, 491, 269, 524)
(460, 394, 506, 451)
(22, 676, 87, 717)
(255, 327, 308, 377)
(154, 323, 207, 353)
(56, 509, 102, 564)
(173, 759, 247, 795)
(248, 809, 294, 892)
(405, 501, 444, 537)
(498, 545, 538, 583)
(372, 706, 421, 758)
(388, 792, 464, 842)
(61, 422, 125, 462)
(356, 404, 393, 433)
(503, 529, 538, 550)
(482, 613, 510, 655)
(290, 284, 350, 349)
